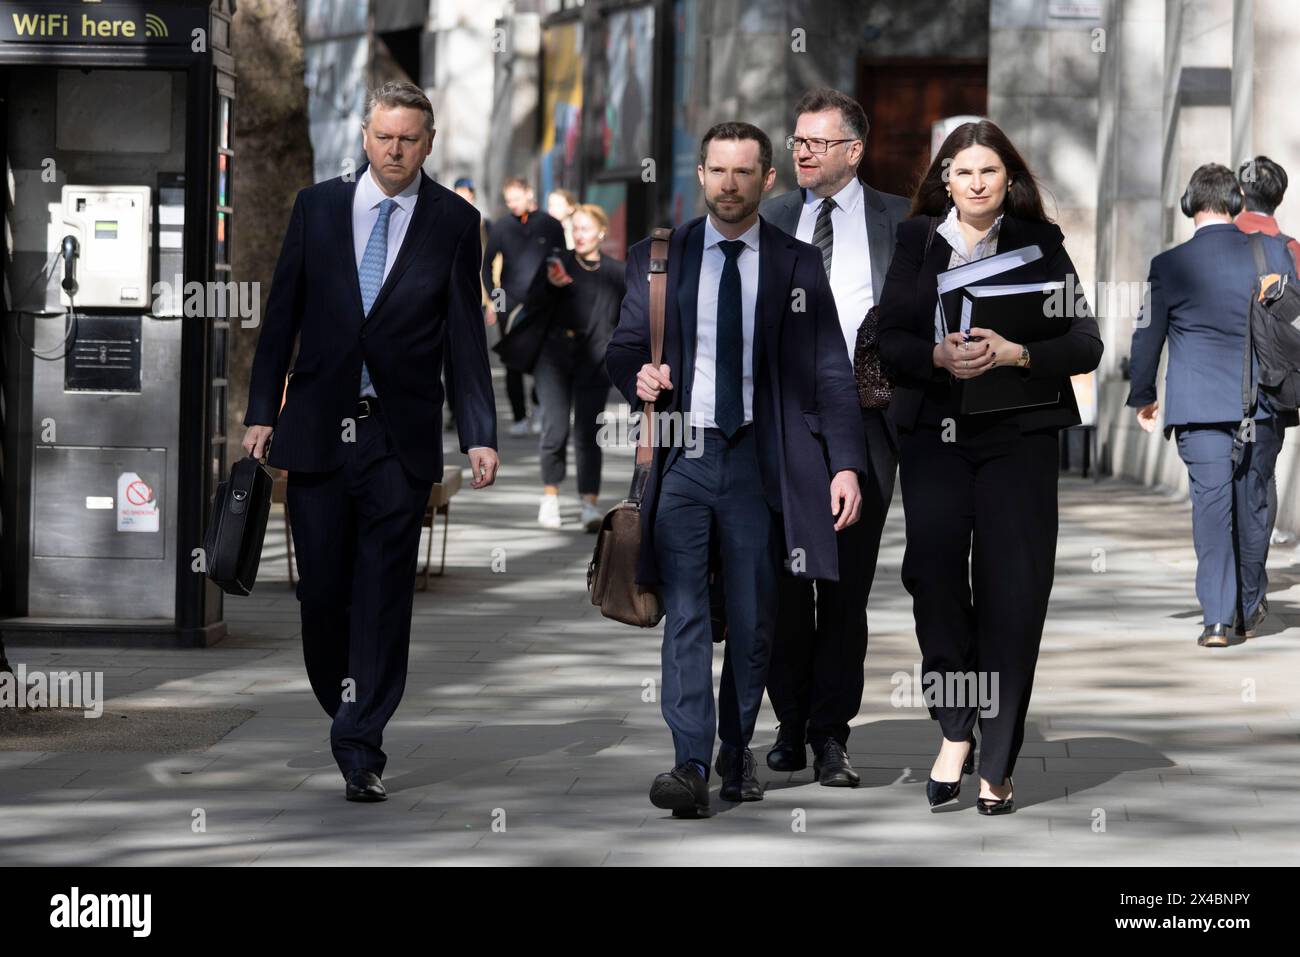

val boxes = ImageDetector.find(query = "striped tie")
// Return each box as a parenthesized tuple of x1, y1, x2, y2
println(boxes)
(356, 198, 397, 397)
(812, 196, 836, 278)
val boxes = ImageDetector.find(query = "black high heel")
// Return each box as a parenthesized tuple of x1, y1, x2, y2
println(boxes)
(926, 735, 976, 808)
(977, 777, 1015, 815)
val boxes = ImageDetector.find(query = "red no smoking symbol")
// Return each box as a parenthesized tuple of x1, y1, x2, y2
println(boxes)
(125, 480, 153, 506)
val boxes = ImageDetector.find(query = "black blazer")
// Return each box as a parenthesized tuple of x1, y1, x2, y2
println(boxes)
(605, 215, 867, 586)
(759, 181, 911, 311)
(877, 213, 1103, 433)
(244, 168, 497, 483)
(760, 181, 911, 501)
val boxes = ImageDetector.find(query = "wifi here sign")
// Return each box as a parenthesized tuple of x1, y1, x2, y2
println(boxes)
(0, 3, 205, 45)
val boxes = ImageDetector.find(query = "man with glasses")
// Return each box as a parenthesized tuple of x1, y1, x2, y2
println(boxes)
(757, 88, 909, 786)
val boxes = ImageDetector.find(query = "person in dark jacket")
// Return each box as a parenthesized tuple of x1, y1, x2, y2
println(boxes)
(757, 87, 910, 786)
(606, 122, 867, 818)
(482, 177, 567, 435)
(531, 203, 624, 531)
(1129, 163, 1298, 647)
(877, 119, 1103, 815)
(241, 82, 498, 803)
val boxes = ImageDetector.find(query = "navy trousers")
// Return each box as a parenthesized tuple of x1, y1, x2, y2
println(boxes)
(654, 426, 779, 770)
(285, 407, 433, 777)
(1175, 417, 1283, 626)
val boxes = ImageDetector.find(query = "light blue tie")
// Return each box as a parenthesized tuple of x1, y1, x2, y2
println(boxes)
(357, 198, 397, 396)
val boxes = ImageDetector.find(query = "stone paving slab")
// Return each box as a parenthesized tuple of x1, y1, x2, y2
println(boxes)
(3, 388, 1300, 865)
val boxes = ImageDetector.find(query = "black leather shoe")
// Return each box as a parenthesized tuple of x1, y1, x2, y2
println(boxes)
(1235, 598, 1268, 638)
(1198, 623, 1240, 647)
(719, 748, 764, 802)
(344, 768, 387, 802)
(650, 764, 710, 818)
(977, 777, 1015, 815)
(813, 739, 860, 787)
(766, 724, 808, 772)
(926, 736, 975, 808)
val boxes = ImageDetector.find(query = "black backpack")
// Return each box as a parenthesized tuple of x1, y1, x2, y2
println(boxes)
(1233, 235, 1300, 462)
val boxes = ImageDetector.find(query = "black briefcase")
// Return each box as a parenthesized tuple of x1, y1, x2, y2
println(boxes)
(204, 455, 274, 596)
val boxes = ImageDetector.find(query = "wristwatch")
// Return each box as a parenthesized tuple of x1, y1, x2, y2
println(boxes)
(1015, 345, 1031, 369)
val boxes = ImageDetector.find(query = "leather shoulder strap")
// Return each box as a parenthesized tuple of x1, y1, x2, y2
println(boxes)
(638, 227, 673, 467)
(1249, 231, 1269, 276)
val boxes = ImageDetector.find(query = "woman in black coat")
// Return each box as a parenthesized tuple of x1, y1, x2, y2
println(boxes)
(876, 120, 1103, 814)
(531, 203, 625, 532)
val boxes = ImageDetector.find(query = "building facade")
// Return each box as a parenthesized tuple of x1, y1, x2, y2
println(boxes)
(296, 0, 1300, 536)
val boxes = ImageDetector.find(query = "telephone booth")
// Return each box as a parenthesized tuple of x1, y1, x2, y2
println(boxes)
(0, 0, 237, 646)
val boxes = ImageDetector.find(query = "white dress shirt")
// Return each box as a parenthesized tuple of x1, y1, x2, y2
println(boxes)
(353, 164, 420, 283)
(795, 176, 873, 360)
(690, 217, 760, 430)
(933, 205, 1004, 341)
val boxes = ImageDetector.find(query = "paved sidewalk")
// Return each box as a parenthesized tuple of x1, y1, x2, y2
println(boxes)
(4, 393, 1300, 865)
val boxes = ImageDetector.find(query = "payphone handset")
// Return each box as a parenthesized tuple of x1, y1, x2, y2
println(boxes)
(53, 185, 151, 309)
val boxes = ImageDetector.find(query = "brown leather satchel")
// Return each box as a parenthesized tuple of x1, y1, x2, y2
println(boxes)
(853, 304, 893, 408)
(587, 227, 671, 627)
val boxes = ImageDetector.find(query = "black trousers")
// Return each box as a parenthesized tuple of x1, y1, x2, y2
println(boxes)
(766, 409, 896, 753)
(285, 407, 433, 777)
(533, 331, 610, 495)
(494, 323, 529, 422)
(897, 421, 1059, 783)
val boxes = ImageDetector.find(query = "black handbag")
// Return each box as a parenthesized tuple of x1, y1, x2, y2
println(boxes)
(491, 301, 550, 374)
(204, 455, 274, 596)
(853, 305, 893, 408)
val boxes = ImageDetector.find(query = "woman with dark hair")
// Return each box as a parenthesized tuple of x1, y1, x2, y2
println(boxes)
(877, 120, 1103, 814)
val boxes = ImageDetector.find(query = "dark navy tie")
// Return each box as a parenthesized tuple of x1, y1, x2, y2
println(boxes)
(714, 239, 746, 438)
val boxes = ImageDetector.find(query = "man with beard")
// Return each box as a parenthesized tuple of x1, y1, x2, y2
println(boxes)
(758, 88, 909, 786)
(606, 122, 867, 817)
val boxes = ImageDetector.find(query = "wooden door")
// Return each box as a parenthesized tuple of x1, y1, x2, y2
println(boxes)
(856, 58, 988, 199)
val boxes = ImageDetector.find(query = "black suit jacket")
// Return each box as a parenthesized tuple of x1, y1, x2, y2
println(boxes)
(760, 181, 910, 501)
(605, 215, 867, 586)
(877, 213, 1104, 433)
(245, 168, 497, 483)
(759, 180, 911, 315)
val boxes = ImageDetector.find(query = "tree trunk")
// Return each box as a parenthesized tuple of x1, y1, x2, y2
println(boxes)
(227, 0, 315, 460)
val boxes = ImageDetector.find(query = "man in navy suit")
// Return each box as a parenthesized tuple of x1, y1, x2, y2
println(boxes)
(242, 81, 499, 801)
(1128, 163, 1297, 647)
(758, 88, 909, 785)
(606, 122, 867, 817)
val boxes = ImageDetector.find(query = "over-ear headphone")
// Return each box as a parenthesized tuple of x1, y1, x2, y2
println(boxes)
(1181, 183, 1244, 217)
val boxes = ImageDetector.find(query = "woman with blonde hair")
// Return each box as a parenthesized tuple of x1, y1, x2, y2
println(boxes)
(547, 188, 579, 249)
(531, 203, 625, 530)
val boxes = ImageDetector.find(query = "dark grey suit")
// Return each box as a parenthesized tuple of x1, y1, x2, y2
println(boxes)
(758, 181, 909, 754)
